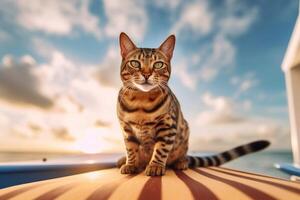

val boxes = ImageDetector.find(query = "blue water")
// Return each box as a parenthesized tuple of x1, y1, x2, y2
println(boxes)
(0, 151, 293, 180)
(223, 151, 293, 179)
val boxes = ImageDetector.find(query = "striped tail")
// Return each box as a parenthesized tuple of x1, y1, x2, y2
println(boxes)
(188, 140, 270, 168)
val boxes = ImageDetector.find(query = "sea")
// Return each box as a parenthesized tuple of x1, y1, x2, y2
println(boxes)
(0, 151, 293, 180)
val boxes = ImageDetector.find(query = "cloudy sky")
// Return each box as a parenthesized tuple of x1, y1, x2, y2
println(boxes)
(0, 0, 298, 153)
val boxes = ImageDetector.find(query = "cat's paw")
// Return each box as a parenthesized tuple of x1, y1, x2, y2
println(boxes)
(172, 158, 188, 170)
(116, 156, 126, 168)
(145, 164, 166, 176)
(120, 164, 139, 174)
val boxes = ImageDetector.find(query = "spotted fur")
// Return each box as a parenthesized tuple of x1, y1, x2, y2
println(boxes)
(117, 32, 270, 176)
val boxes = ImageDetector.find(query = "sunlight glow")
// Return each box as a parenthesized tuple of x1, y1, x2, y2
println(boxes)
(86, 160, 96, 164)
(84, 171, 102, 180)
(74, 128, 112, 154)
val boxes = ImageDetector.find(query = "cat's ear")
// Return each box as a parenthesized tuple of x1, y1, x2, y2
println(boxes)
(119, 32, 137, 58)
(159, 35, 176, 60)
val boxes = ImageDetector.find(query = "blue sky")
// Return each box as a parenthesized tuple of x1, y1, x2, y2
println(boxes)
(0, 0, 298, 153)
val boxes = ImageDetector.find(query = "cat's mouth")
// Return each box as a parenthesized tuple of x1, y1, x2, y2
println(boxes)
(133, 82, 156, 92)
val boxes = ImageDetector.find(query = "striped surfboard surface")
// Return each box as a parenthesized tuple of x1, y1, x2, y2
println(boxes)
(0, 167, 300, 200)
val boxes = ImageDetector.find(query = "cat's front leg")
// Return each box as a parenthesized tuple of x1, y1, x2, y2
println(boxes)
(145, 123, 176, 176)
(120, 131, 140, 174)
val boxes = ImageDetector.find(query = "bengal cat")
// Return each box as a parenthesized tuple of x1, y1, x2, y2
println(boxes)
(117, 32, 270, 176)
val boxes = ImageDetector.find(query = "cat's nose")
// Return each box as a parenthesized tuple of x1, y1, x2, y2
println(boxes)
(143, 74, 151, 80)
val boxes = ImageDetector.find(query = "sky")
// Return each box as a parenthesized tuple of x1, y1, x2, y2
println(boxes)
(0, 0, 298, 153)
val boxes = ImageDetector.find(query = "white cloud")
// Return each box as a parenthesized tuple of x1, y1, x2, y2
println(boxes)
(171, 0, 213, 37)
(0, 55, 53, 108)
(171, 0, 259, 88)
(195, 93, 244, 126)
(153, 0, 181, 10)
(202, 93, 231, 112)
(190, 92, 289, 151)
(198, 34, 236, 81)
(190, 118, 290, 151)
(173, 34, 236, 88)
(172, 34, 236, 90)
(231, 72, 259, 96)
(52, 127, 75, 141)
(242, 100, 252, 111)
(265, 106, 288, 114)
(0, 50, 123, 152)
(240, 80, 255, 92)
(230, 77, 239, 85)
(2, 55, 14, 66)
(31, 37, 57, 59)
(14, 0, 101, 38)
(103, 0, 148, 41)
(173, 59, 197, 90)
(1, 0, 148, 41)
(20, 55, 36, 66)
(219, 5, 259, 36)
(95, 45, 122, 88)
(0, 113, 10, 137)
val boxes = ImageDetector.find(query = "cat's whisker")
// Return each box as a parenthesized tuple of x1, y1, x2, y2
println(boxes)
(120, 83, 135, 101)
(157, 83, 166, 94)
(157, 85, 163, 94)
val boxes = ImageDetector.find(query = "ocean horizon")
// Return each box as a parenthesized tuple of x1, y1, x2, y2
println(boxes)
(0, 150, 293, 180)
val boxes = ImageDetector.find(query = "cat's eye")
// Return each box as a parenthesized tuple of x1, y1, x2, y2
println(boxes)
(130, 60, 141, 69)
(153, 61, 164, 69)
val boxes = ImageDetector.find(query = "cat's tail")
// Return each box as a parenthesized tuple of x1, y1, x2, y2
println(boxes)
(188, 140, 270, 167)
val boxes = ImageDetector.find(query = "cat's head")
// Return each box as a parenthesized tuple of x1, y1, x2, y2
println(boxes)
(119, 32, 175, 92)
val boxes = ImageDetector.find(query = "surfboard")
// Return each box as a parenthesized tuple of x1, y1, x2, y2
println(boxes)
(1, 167, 300, 200)
(275, 163, 300, 177)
